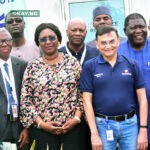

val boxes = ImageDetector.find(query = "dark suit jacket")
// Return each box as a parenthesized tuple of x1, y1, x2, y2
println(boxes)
(0, 56, 27, 141)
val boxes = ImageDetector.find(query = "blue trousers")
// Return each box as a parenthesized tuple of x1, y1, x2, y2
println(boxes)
(95, 114, 138, 150)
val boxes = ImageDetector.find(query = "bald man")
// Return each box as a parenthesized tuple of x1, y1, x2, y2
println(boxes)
(59, 17, 99, 66)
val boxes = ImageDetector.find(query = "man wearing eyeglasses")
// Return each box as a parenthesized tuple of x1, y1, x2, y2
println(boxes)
(5, 10, 41, 62)
(0, 28, 28, 149)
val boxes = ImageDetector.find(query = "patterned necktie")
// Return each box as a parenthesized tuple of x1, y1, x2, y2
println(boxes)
(3, 63, 15, 114)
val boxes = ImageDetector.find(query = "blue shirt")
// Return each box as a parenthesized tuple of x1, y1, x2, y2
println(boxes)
(59, 44, 100, 65)
(118, 38, 150, 141)
(80, 54, 145, 116)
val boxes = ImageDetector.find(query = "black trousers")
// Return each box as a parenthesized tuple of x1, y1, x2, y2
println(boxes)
(29, 119, 91, 150)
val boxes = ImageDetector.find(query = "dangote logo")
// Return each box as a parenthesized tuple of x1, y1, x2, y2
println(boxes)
(122, 69, 132, 76)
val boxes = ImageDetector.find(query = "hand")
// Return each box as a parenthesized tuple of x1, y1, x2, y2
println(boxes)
(91, 133, 102, 150)
(137, 128, 148, 150)
(62, 118, 79, 134)
(41, 121, 63, 135)
(18, 128, 29, 148)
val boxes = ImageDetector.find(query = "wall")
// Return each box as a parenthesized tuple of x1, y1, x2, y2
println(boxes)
(0, 0, 150, 44)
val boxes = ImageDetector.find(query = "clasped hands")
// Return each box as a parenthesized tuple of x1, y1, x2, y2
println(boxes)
(41, 117, 79, 135)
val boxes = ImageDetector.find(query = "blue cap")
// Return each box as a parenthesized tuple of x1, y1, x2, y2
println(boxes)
(93, 6, 111, 19)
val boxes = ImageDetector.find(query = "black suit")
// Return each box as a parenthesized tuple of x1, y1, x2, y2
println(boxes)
(0, 56, 27, 142)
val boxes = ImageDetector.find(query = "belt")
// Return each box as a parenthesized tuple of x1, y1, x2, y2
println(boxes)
(95, 110, 135, 121)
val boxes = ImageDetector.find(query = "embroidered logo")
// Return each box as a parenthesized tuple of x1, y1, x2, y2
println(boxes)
(94, 73, 104, 78)
(122, 69, 132, 76)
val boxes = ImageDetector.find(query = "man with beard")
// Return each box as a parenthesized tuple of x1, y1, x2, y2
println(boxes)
(87, 6, 126, 48)
(118, 13, 150, 148)
(59, 17, 99, 66)
(5, 10, 40, 62)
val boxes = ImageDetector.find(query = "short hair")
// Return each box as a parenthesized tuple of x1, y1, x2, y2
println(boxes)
(5, 10, 24, 22)
(34, 23, 62, 46)
(96, 26, 119, 40)
(124, 13, 147, 29)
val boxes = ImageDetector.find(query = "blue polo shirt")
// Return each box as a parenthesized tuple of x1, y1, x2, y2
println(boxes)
(118, 38, 150, 142)
(80, 54, 145, 116)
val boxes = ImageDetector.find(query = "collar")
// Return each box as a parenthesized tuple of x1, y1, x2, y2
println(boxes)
(67, 43, 84, 56)
(0, 57, 11, 68)
(97, 54, 124, 64)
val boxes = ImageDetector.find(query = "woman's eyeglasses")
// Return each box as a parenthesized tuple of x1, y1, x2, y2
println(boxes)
(39, 36, 57, 43)
(0, 39, 13, 46)
(6, 18, 23, 24)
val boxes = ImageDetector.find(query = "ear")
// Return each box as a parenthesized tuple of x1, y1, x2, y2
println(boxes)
(96, 41, 99, 49)
(124, 27, 127, 36)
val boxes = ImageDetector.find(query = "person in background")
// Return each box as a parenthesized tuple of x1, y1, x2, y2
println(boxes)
(5, 10, 41, 62)
(87, 6, 126, 48)
(80, 26, 148, 150)
(118, 13, 150, 149)
(59, 17, 99, 66)
(0, 28, 28, 149)
(20, 23, 88, 150)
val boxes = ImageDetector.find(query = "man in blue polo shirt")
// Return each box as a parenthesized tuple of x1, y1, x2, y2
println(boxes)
(118, 13, 150, 148)
(80, 26, 148, 150)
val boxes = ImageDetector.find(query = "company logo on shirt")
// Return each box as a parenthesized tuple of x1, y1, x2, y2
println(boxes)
(94, 73, 104, 78)
(122, 69, 132, 76)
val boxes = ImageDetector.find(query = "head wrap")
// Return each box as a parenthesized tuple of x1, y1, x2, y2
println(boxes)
(93, 6, 111, 20)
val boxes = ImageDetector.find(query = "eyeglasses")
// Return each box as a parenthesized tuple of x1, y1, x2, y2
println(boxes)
(6, 18, 23, 24)
(0, 39, 13, 46)
(39, 36, 57, 43)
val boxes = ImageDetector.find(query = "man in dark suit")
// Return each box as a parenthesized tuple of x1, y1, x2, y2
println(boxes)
(0, 28, 28, 149)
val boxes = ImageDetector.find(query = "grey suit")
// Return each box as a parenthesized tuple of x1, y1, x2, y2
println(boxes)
(0, 56, 27, 142)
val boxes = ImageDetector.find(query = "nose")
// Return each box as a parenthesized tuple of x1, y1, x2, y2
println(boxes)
(105, 43, 111, 48)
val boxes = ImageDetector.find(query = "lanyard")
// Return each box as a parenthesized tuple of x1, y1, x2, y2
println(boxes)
(3, 66, 17, 104)
(65, 45, 87, 65)
(3, 67, 12, 86)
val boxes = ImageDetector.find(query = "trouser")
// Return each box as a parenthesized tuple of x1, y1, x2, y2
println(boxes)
(95, 114, 138, 150)
(29, 119, 91, 150)
(0, 116, 28, 150)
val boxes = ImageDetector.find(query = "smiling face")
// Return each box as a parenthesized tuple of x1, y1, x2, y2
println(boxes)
(125, 18, 147, 49)
(0, 29, 12, 61)
(96, 31, 119, 60)
(38, 28, 59, 56)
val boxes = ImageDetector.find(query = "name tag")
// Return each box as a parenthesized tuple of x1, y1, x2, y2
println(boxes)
(106, 129, 114, 141)
(10, 104, 18, 121)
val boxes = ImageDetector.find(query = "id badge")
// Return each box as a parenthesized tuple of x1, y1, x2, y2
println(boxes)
(11, 104, 18, 120)
(106, 129, 114, 141)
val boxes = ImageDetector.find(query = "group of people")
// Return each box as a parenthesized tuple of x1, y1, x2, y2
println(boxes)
(0, 5, 149, 150)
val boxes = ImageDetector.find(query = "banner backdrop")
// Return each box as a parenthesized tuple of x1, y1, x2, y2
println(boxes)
(0, 0, 26, 28)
